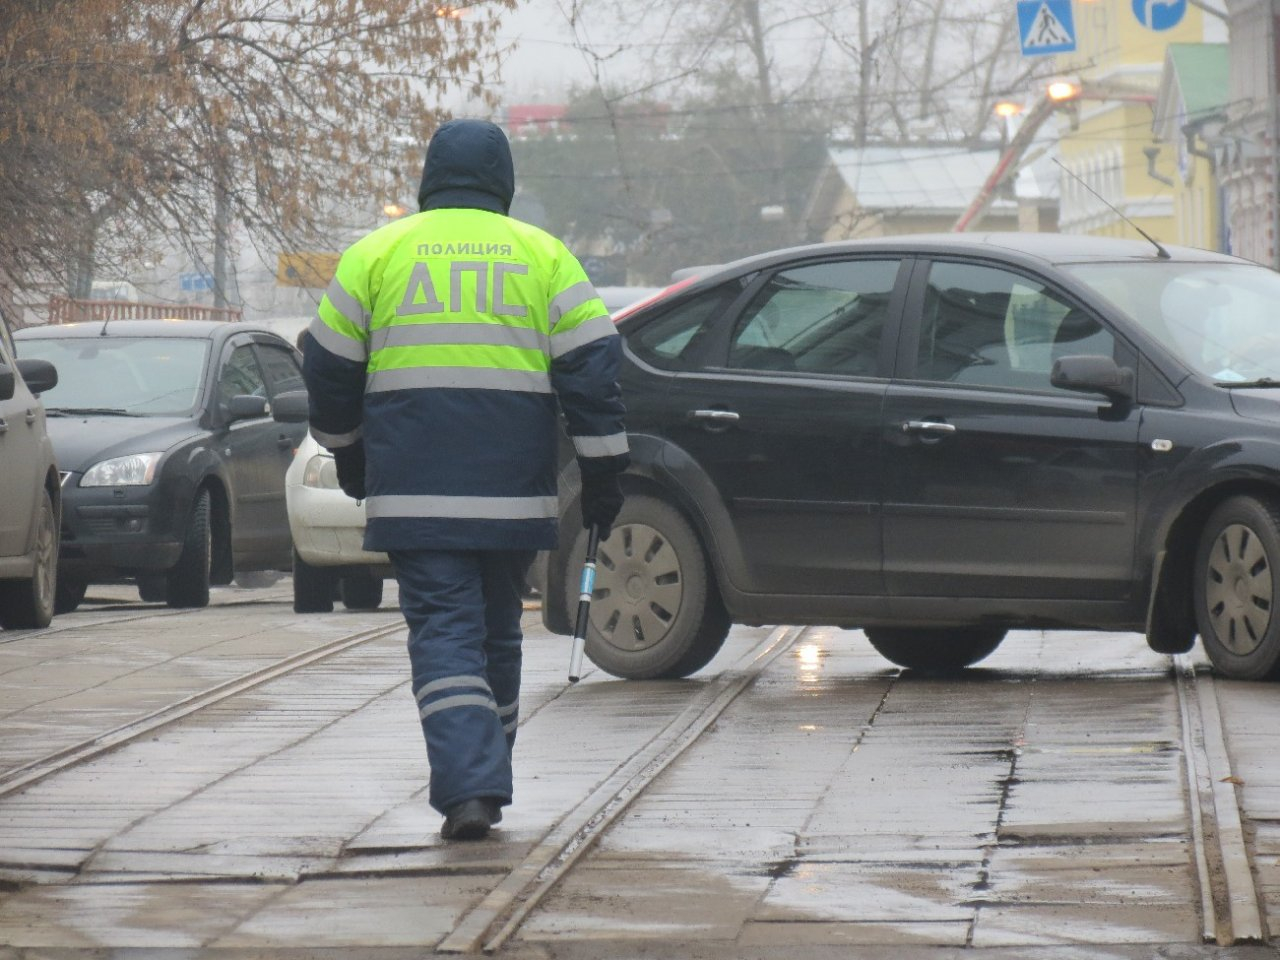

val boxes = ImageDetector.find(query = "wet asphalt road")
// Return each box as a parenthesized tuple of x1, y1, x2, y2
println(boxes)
(0, 580, 1277, 959)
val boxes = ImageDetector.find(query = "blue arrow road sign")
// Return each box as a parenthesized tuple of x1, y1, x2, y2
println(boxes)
(1132, 0, 1186, 30)
(1018, 0, 1077, 56)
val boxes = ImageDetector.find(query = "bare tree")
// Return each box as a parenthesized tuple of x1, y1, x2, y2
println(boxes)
(566, 0, 1051, 147)
(0, 0, 514, 297)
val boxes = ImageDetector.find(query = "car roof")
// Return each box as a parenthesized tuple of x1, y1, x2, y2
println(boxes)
(14, 319, 280, 340)
(678, 232, 1248, 286)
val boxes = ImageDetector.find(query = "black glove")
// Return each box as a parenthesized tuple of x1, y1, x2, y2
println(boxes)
(332, 442, 367, 501)
(581, 472, 624, 540)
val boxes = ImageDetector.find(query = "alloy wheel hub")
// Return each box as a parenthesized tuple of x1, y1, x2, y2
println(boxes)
(1205, 522, 1273, 657)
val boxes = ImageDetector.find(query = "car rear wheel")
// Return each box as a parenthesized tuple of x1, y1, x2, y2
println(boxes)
(165, 490, 212, 608)
(565, 494, 730, 680)
(293, 549, 335, 613)
(864, 626, 1006, 673)
(1194, 495, 1280, 680)
(340, 572, 384, 610)
(0, 488, 58, 630)
(54, 575, 88, 615)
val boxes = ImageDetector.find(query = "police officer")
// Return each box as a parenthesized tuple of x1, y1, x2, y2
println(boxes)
(301, 119, 627, 841)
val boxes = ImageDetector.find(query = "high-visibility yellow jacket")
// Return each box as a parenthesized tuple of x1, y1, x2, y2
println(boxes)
(302, 205, 628, 552)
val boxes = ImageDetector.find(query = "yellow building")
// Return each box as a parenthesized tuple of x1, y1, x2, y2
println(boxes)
(1055, 0, 1226, 245)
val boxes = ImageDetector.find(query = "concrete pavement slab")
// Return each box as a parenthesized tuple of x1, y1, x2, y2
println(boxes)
(971, 901, 1200, 946)
(517, 861, 772, 942)
(738, 918, 972, 947)
(0, 880, 289, 948)
(756, 861, 977, 923)
(212, 875, 499, 948)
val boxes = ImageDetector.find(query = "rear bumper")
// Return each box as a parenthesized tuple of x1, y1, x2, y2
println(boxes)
(287, 483, 389, 569)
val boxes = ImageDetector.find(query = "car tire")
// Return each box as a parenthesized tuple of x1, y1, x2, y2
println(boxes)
(54, 575, 88, 615)
(0, 488, 58, 630)
(864, 626, 1006, 673)
(137, 575, 166, 603)
(340, 572, 384, 610)
(293, 549, 335, 613)
(1193, 495, 1280, 680)
(165, 490, 212, 609)
(565, 494, 730, 680)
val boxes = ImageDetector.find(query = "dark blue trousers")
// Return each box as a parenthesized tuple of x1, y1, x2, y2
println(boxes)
(388, 548, 535, 815)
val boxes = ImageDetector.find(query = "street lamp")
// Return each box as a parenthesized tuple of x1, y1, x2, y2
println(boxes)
(1046, 78, 1083, 102)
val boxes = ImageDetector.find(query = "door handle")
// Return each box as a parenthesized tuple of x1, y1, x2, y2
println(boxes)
(0, 418, 7, 434)
(902, 420, 956, 435)
(277, 435, 294, 450)
(689, 409, 741, 423)
(25, 409, 36, 424)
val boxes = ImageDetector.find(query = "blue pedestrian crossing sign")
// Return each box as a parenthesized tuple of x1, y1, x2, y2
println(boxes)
(1018, 0, 1077, 56)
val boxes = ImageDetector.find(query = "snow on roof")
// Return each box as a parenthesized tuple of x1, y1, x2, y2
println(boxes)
(826, 144, 1058, 213)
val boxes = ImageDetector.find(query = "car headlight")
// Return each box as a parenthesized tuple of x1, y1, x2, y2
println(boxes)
(80, 452, 163, 487)
(302, 453, 341, 490)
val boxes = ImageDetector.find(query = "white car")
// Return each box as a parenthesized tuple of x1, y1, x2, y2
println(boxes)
(285, 431, 390, 613)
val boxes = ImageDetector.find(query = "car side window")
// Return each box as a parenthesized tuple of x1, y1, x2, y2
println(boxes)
(728, 260, 899, 376)
(255, 343, 305, 397)
(627, 283, 740, 371)
(914, 261, 1114, 390)
(219, 344, 267, 412)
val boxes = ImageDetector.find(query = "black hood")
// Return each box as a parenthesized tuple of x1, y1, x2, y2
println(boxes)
(417, 119, 515, 215)
(44, 415, 199, 473)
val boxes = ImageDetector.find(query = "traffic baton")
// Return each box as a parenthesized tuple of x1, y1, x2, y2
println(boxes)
(568, 523, 602, 683)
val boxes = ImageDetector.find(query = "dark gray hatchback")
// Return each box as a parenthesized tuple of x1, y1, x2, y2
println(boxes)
(15, 319, 307, 612)
(540, 233, 1280, 682)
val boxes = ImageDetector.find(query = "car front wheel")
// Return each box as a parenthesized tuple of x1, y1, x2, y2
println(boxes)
(0, 488, 58, 629)
(1194, 495, 1280, 680)
(864, 626, 1006, 673)
(54, 575, 88, 615)
(565, 494, 730, 680)
(165, 490, 212, 608)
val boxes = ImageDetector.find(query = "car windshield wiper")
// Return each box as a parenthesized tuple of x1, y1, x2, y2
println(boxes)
(45, 407, 143, 416)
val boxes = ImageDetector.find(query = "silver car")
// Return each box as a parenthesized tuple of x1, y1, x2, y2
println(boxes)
(0, 310, 60, 629)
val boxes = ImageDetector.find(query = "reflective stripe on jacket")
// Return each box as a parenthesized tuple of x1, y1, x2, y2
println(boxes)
(303, 207, 627, 552)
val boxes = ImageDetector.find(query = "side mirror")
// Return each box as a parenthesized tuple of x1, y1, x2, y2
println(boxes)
(226, 394, 269, 422)
(15, 358, 57, 395)
(0, 363, 13, 402)
(1050, 354, 1135, 404)
(270, 389, 309, 423)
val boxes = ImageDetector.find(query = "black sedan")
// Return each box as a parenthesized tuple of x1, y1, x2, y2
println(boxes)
(14, 319, 307, 611)
(540, 233, 1280, 682)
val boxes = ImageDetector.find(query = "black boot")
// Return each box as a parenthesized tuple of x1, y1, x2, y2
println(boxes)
(485, 798, 504, 825)
(441, 798, 493, 840)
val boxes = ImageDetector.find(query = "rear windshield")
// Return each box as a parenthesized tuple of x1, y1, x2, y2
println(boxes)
(19, 337, 209, 415)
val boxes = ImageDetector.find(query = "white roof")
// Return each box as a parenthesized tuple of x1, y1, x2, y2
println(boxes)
(826, 145, 1058, 213)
